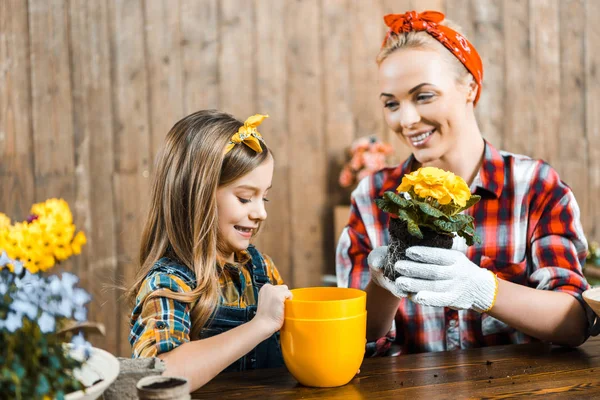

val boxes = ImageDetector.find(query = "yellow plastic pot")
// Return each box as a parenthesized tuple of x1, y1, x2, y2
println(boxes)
(284, 287, 366, 319)
(281, 287, 367, 388)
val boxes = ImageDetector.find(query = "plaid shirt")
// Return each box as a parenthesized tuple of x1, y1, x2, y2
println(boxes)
(336, 141, 592, 356)
(129, 248, 283, 358)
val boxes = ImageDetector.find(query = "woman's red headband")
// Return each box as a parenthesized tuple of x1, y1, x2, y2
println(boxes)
(382, 10, 483, 105)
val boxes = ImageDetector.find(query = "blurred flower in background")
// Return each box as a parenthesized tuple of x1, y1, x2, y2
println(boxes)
(339, 136, 394, 188)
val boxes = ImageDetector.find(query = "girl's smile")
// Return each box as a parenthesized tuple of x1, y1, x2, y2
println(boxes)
(216, 155, 274, 262)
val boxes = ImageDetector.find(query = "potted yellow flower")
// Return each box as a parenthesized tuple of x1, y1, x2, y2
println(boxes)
(376, 167, 481, 280)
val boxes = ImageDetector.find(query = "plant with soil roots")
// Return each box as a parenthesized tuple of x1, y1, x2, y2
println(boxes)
(375, 167, 482, 280)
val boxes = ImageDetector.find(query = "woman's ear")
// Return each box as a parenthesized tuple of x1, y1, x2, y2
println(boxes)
(466, 80, 478, 103)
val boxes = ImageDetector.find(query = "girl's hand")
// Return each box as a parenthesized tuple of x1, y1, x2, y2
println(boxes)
(254, 284, 293, 335)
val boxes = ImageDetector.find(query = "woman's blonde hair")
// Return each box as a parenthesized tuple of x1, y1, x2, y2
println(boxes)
(127, 109, 271, 338)
(377, 19, 474, 87)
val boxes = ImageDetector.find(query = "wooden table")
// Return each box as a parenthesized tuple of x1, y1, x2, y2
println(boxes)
(192, 336, 600, 399)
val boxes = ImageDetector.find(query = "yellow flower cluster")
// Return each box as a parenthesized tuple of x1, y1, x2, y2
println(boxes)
(0, 198, 87, 273)
(397, 167, 472, 207)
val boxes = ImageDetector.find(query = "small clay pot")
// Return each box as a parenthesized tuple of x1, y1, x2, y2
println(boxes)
(384, 218, 453, 280)
(136, 376, 190, 400)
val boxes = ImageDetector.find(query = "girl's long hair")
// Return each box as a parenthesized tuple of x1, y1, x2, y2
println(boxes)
(126, 109, 270, 338)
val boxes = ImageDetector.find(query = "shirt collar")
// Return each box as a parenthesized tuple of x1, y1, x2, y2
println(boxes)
(471, 140, 505, 198)
(396, 140, 505, 199)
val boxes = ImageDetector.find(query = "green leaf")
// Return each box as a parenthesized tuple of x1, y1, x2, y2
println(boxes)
(375, 199, 399, 216)
(415, 200, 445, 218)
(457, 230, 475, 246)
(456, 194, 482, 213)
(463, 223, 475, 236)
(383, 191, 412, 209)
(397, 209, 423, 238)
(406, 220, 423, 239)
(433, 219, 468, 233)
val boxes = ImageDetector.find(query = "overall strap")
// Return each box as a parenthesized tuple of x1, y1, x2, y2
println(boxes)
(246, 245, 271, 299)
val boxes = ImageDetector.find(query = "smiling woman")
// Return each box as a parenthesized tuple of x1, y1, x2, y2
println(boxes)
(336, 10, 594, 358)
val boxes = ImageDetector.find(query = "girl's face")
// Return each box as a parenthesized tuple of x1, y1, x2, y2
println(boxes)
(378, 47, 474, 165)
(216, 155, 274, 262)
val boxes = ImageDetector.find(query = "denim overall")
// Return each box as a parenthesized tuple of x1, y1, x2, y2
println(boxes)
(199, 245, 284, 372)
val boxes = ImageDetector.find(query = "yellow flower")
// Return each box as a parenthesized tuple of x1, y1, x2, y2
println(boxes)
(54, 243, 73, 261)
(71, 231, 87, 255)
(0, 213, 11, 229)
(397, 167, 472, 206)
(443, 174, 471, 207)
(1, 198, 86, 273)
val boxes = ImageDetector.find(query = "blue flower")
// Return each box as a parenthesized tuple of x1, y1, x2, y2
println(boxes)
(0, 312, 23, 332)
(10, 299, 38, 319)
(0, 251, 11, 266)
(38, 312, 56, 333)
(0, 251, 23, 275)
(71, 332, 92, 359)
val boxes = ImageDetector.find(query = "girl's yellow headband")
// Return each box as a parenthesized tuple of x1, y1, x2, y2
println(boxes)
(224, 114, 269, 154)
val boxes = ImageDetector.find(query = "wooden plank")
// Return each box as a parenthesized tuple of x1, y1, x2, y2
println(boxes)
(412, 0, 445, 12)
(530, 0, 560, 166)
(0, 0, 34, 218)
(28, 0, 77, 277)
(380, 0, 412, 163)
(322, 0, 354, 275)
(218, 0, 255, 117)
(253, 0, 292, 284)
(180, 0, 219, 114)
(287, 0, 325, 288)
(354, 0, 388, 143)
(107, 0, 152, 356)
(502, 0, 534, 157)
(586, 0, 600, 241)
(28, 0, 75, 207)
(558, 0, 588, 234)
(143, 0, 184, 160)
(471, 0, 505, 149)
(68, 0, 118, 353)
(445, 0, 475, 43)
(194, 338, 600, 399)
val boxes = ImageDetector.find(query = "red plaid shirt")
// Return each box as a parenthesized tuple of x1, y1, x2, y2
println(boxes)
(336, 141, 592, 356)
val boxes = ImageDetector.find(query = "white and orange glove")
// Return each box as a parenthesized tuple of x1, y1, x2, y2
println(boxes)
(394, 246, 499, 313)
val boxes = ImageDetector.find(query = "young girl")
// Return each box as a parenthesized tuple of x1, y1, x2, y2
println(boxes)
(336, 10, 594, 356)
(128, 110, 292, 391)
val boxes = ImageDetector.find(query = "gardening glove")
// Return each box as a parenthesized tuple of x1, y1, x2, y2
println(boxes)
(394, 246, 499, 313)
(367, 246, 409, 298)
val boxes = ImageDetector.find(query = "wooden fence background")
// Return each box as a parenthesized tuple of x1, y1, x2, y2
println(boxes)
(1, 0, 599, 356)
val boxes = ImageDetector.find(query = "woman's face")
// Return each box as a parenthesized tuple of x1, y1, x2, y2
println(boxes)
(378, 47, 474, 165)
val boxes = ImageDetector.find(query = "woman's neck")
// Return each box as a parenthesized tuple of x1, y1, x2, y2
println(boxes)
(419, 120, 485, 186)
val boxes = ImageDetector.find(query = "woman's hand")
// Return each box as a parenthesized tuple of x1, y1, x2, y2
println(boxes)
(254, 284, 293, 335)
(394, 246, 498, 313)
(368, 246, 409, 298)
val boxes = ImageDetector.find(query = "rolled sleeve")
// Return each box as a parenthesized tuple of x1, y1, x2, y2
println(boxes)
(129, 271, 194, 358)
(529, 189, 594, 334)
